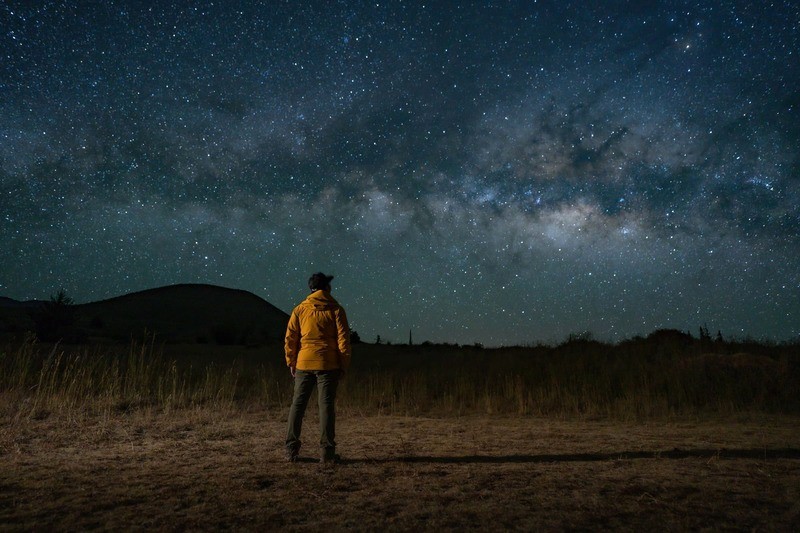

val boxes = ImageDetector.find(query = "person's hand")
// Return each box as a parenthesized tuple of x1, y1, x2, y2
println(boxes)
(290, 365, 296, 378)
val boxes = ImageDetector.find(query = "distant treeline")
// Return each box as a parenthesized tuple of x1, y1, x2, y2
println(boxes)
(384, 326, 797, 355)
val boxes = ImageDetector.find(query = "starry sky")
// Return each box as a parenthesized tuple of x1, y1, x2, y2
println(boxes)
(2, 1, 799, 346)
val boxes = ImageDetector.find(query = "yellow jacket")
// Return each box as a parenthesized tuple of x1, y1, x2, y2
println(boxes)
(284, 290, 351, 371)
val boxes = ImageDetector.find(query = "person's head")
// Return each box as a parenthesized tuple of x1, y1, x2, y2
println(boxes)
(308, 272, 334, 292)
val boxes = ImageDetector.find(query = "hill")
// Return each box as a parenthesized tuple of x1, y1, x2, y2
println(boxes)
(0, 284, 290, 345)
(0, 296, 44, 309)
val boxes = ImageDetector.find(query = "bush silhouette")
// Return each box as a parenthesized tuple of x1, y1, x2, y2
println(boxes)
(30, 289, 84, 343)
(211, 324, 238, 345)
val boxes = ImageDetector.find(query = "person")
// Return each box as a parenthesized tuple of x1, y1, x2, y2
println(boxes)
(284, 272, 351, 464)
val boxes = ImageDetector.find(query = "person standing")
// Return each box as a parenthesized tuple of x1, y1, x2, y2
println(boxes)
(284, 272, 352, 464)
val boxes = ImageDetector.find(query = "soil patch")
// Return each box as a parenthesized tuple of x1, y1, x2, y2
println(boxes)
(2, 412, 799, 530)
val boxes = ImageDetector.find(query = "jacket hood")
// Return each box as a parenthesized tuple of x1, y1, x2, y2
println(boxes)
(301, 290, 339, 310)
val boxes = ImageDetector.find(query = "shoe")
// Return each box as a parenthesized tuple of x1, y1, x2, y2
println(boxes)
(320, 449, 340, 464)
(285, 449, 299, 463)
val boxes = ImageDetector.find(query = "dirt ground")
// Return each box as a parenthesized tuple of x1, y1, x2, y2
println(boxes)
(1, 409, 799, 531)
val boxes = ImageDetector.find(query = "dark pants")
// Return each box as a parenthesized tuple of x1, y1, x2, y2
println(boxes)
(286, 370, 340, 455)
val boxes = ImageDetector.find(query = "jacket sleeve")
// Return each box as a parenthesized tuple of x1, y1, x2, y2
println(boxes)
(284, 308, 301, 367)
(335, 306, 352, 370)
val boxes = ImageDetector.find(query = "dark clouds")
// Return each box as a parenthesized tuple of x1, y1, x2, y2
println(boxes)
(1, 1, 799, 345)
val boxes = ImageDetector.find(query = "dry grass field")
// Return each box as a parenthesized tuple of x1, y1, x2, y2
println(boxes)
(1, 335, 799, 530)
(2, 409, 799, 531)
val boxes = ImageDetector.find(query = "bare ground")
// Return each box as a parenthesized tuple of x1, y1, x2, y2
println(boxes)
(1, 409, 799, 531)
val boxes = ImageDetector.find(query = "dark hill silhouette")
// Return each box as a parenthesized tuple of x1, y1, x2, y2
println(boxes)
(0, 296, 45, 309)
(0, 298, 39, 335)
(79, 284, 290, 344)
(0, 284, 289, 345)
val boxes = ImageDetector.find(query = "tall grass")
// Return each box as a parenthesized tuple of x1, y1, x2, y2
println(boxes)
(0, 335, 285, 420)
(1, 334, 798, 419)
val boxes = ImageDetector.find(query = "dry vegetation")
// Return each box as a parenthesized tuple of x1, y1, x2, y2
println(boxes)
(1, 332, 798, 420)
(1, 335, 799, 529)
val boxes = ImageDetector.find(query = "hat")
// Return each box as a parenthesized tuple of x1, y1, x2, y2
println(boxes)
(308, 272, 334, 291)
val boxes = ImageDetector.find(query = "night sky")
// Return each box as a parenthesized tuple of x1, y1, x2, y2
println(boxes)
(2, 1, 799, 346)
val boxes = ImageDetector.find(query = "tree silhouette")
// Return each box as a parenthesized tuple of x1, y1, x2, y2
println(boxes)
(30, 289, 79, 342)
(698, 323, 718, 353)
(699, 324, 711, 342)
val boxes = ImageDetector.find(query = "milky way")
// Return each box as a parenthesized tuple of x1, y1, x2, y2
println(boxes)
(2, 1, 798, 345)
